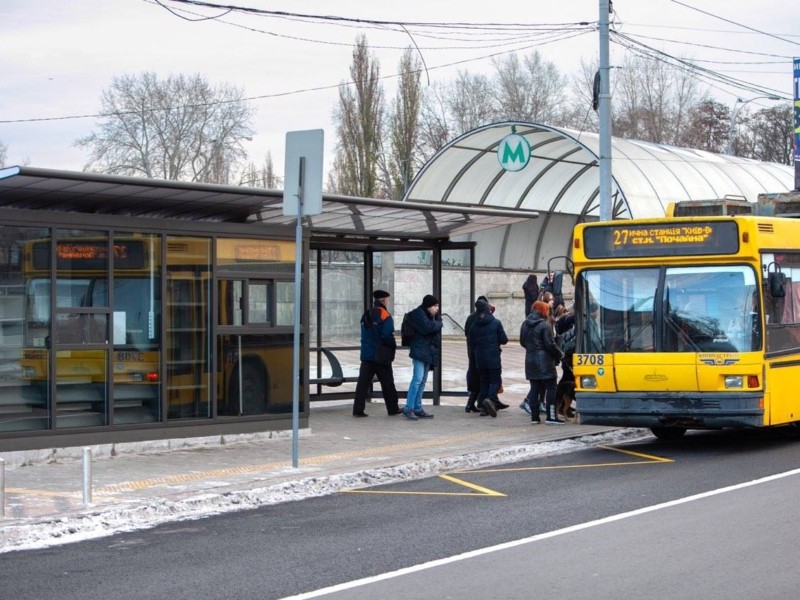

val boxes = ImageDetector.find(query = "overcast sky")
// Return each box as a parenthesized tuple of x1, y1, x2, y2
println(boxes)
(1, 0, 798, 178)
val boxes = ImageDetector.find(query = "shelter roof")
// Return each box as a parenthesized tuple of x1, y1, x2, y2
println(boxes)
(0, 166, 536, 242)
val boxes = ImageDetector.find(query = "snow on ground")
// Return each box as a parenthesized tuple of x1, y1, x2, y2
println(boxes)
(0, 428, 649, 554)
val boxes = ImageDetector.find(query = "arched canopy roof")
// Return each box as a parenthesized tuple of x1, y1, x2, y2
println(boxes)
(403, 122, 794, 271)
(404, 121, 793, 219)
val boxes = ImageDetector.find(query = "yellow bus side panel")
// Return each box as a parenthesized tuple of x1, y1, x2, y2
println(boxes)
(765, 361, 800, 425)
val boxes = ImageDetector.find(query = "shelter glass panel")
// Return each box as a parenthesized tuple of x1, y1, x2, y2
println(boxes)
(166, 236, 212, 419)
(112, 233, 162, 425)
(1, 225, 50, 432)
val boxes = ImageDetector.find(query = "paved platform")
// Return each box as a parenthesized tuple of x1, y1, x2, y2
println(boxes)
(0, 342, 645, 553)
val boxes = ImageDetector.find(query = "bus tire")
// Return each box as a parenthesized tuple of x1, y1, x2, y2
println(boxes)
(230, 360, 268, 415)
(650, 426, 686, 441)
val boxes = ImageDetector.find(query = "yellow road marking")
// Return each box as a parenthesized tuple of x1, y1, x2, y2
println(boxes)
(354, 445, 672, 495)
(597, 444, 673, 462)
(344, 473, 506, 497)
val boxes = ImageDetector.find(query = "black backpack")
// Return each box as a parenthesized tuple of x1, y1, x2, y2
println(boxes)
(400, 312, 415, 347)
(557, 327, 576, 355)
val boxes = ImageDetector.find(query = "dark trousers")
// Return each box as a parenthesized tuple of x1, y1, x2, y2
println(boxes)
(477, 367, 502, 405)
(353, 361, 400, 415)
(529, 377, 557, 420)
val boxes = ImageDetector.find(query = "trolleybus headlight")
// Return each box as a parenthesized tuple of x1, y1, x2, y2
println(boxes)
(580, 375, 597, 389)
(724, 375, 744, 389)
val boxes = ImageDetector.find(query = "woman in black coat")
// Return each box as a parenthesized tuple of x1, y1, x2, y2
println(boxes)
(520, 300, 564, 424)
(522, 274, 539, 317)
(466, 298, 508, 418)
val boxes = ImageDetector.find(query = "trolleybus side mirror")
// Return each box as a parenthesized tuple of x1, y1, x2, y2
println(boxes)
(551, 271, 564, 297)
(767, 262, 786, 298)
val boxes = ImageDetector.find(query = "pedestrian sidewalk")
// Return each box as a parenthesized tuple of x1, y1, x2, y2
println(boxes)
(0, 340, 647, 553)
(0, 399, 644, 553)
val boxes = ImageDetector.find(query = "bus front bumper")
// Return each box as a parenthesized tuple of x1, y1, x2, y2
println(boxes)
(576, 391, 764, 429)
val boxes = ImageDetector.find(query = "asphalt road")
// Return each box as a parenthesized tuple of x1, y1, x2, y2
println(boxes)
(2, 429, 800, 600)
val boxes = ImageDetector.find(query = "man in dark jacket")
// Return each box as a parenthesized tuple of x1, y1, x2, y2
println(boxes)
(353, 290, 403, 417)
(463, 294, 489, 413)
(467, 298, 509, 418)
(402, 294, 442, 420)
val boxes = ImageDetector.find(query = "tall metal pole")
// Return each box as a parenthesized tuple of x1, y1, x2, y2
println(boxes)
(291, 157, 305, 469)
(598, 0, 613, 221)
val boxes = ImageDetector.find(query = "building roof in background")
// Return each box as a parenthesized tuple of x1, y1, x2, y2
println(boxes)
(404, 121, 794, 219)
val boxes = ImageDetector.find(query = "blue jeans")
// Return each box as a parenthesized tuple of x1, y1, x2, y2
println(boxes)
(405, 359, 430, 412)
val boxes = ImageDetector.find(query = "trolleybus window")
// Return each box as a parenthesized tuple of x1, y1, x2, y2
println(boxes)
(577, 264, 760, 354)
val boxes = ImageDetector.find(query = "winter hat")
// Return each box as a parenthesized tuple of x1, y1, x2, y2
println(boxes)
(475, 298, 489, 312)
(476, 295, 489, 304)
(373, 289, 390, 299)
(422, 294, 439, 308)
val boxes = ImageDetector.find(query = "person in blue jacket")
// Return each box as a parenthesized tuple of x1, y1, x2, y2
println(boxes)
(402, 294, 442, 420)
(467, 297, 509, 418)
(352, 290, 403, 417)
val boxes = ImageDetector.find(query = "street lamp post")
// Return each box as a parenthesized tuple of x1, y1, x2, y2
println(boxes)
(726, 95, 781, 156)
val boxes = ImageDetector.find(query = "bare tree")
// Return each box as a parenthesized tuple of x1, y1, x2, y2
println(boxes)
(330, 35, 385, 197)
(448, 71, 496, 136)
(76, 72, 254, 183)
(748, 104, 793, 165)
(240, 151, 281, 188)
(679, 100, 730, 153)
(385, 48, 422, 199)
(613, 54, 702, 145)
(492, 51, 565, 124)
(417, 81, 453, 163)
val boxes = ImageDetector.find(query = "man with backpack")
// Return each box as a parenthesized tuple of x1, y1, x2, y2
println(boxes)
(352, 290, 403, 417)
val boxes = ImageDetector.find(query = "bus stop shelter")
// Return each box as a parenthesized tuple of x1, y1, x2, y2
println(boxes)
(0, 166, 537, 450)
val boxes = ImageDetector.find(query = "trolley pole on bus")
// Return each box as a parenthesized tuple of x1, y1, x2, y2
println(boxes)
(283, 130, 324, 469)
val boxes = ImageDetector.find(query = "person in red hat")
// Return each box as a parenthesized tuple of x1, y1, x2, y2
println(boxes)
(352, 290, 403, 417)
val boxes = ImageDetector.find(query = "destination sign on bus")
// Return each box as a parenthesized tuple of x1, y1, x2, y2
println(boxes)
(583, 221, 739, 258)
(31, 240, 147, 270)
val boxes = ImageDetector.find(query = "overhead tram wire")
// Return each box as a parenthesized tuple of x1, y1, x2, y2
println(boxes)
(159, 0, 593, 32)
(610, 30, 790, 101)
(0, 28, 593, 125)
(146, 0, 594, 50)
(670, 0, 800, 48)
(609, 30, 795, 61)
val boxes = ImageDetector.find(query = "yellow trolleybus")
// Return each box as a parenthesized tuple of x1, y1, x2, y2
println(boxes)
(570, 205, 800, 439)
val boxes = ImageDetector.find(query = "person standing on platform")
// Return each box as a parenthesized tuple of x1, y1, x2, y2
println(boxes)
(467, 297, 509, 418)
(402, 294, 442, 420)
(520, 299, 564, 424)
(352, 290, 403, 417)
(463, 296, 486, 413)
(523, 274, 539, 318)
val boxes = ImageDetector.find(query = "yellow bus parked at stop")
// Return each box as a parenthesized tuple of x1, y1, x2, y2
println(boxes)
(18, 234, 295, 428)
(569, 202, 800, 439)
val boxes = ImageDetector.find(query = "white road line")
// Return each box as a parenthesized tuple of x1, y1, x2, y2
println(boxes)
(278, 466, 800, 600)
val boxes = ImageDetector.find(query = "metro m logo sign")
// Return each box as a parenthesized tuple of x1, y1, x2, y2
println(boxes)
(497, 133, 531, 172)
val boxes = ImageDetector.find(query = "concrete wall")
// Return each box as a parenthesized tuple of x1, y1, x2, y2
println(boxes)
(313, 264, 574, 341)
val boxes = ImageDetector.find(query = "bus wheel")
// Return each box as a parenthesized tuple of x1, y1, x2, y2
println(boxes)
(650, 426, 686, 441)
(238, 361, 267, 415)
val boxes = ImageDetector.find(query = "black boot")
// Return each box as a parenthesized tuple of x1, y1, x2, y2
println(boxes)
(465, 393, 480, 413)
(545, 403, 564, 425)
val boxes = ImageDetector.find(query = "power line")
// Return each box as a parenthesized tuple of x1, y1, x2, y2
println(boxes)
(670, 0, 800, 47)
